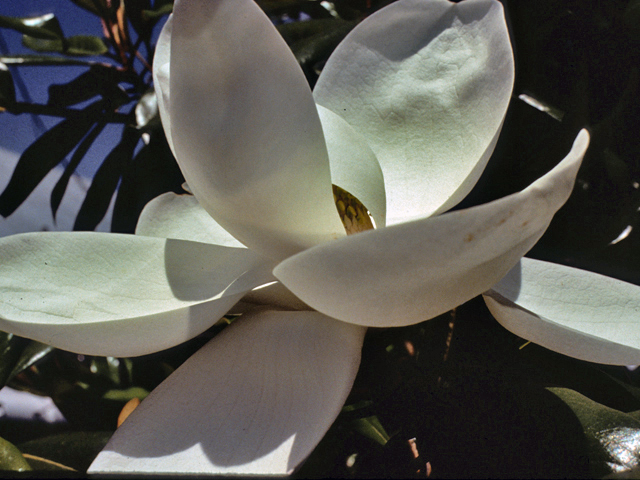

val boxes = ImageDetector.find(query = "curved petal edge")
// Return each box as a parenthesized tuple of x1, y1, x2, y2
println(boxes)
(88, 310, 366, 475)
(0, 232, 274, 356)
(484, 257, 640, 365)
(274, 130, 589, 327)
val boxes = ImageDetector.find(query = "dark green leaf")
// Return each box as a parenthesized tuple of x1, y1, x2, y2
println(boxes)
(141, 3, 174, 22)
(21, 35, 62, 53)
(0, 62, 16, 110)
(90, 356, 126, 386)
(49, 66, 130, 107)
(549, 387, 640, 477)
(0, 436, 31, 471)
(0, 101, 102, 217)
(23, 34, 108, 56)
(278, 19, 356, 87)
(0, 54, 95, 66)
(126, 0, 152, 35)
(74, 126, 141, 231)
(351, 415, 391, 446)
(65, 35, 109, 56)
(7, 341, 53, 385)
(0, 332, 30, 387)
(102, 386, 149, 402)
(111, 129, 183, 233)
(0, 13, 63, 40)
(51, 122, 105, 219)
(18, 431, 112, 473)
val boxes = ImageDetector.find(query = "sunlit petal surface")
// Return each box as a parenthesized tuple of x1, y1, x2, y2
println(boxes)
(314, 0, 514, 224)
(275, 130, 589, 327)
(484, 257, 640, 365)
(318, 105, 386, 227)
(136, 192, 245, 247)
(0, 232, 274, 356)
(152, 14, 174, 155)
(167, 0, 344, 259)
(88, 310, 366, 475)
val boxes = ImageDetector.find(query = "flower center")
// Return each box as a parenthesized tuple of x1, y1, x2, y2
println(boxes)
(332, 185, 375, 235)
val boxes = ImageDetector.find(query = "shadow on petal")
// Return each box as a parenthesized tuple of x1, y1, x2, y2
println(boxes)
(89, 310, 366, 475)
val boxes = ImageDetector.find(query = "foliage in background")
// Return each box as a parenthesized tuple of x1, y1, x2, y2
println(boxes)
(0, 0, 639, 477)
(0, 0, 181, 233)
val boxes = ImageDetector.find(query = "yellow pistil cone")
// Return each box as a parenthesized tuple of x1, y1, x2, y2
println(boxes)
(332, 185, 375, 235)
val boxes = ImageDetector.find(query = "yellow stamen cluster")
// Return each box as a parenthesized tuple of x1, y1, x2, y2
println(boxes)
(332, 184, 375, 235)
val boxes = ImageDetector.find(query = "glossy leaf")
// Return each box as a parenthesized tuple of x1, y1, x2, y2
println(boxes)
(74, 127, 140, 231)
(351, 415, 391, 446)
(18, 432, 112, 473)
(7, 341, 53, 384)
(0, 332, 30, 387)
(22, 35, 108, 56)
(0, 13, 63, 40)
(0, 101, 101, 218)
(0, 62, 16, 110)
(548, 387, 640, 477)
(0, 436, 31, 471)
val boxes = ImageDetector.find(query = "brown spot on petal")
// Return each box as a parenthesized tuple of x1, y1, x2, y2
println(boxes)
(464, 233, 474, 242)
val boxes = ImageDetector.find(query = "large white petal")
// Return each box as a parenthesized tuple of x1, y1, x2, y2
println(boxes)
(168, 0, 344, 260)
(318, 105, 386, 228)
(314, 0, 514, 224)
(152, 14, 174, 155)
(88, 310, 366, 475)
(274, 130, 590, 327)
(484, 258, 640, 365)
(135, 192, 244, 247)
(0, 232, 274, 356)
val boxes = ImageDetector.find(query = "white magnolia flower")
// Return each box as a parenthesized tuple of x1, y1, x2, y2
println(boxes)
(0, 0, 638, 475)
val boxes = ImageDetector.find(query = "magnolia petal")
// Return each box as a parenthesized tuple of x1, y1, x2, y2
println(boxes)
(274, 130, 590, 327)
(484, 258, 640, 365)
(314, 0, 514, 224)
(0, 232, 274, 356)
(168, 0, 345, 260)
(239, 281, 312, 312)
(135, 192, 244, 247)
(88, 310, 366, 475)
(152, 14, 175, 155)
(318, 105, 386, 228)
